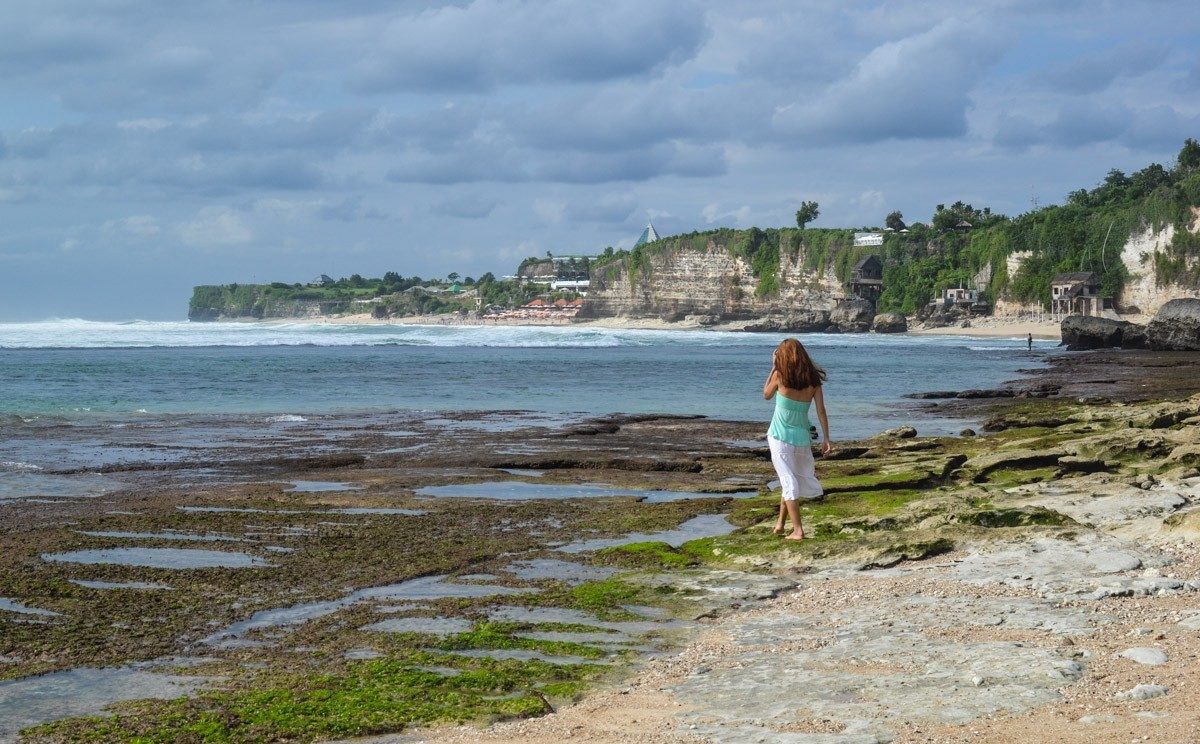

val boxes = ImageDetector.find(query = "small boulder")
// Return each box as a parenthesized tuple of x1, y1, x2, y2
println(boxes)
(872, 312, 907, 333)
(1115, 683, 1168, 701)
(879, 426, 918, 439)
(1168, 444, 1200, 467)
(956, 388, 1015, 399)
(1147, 298, 1200, 350)
(1119, 648, 1168, 665)
(831, 299, 874, 333)
(1060, 315, 1147, 350)
(742, 310, 832, 333)
(960, 428, 977, 437)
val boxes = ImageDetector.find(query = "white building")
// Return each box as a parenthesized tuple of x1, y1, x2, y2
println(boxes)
(551, 279, 591, 293)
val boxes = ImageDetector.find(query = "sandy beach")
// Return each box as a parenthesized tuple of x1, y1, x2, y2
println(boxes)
(908, 317, 1063, 340)
(288, 311, 1065, 340)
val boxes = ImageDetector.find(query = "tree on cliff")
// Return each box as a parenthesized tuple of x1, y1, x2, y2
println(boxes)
(885, 211, 906, 231)
(795, 201, 819, 229)
(1179, 138, 1200, 172)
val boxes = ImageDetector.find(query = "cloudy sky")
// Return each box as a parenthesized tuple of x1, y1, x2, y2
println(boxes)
(2, 0, 1198, 319)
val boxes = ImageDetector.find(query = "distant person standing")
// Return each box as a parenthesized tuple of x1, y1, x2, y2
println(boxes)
(1027, 333, 1033, 351)
(763, 339, 832, 541)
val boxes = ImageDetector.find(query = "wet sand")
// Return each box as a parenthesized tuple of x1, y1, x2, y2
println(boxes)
(908, 317, 1062, 340)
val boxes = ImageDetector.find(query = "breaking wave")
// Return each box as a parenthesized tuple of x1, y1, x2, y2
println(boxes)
(0, 319, 1040, 351)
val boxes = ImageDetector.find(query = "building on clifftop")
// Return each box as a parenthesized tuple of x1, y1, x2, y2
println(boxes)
(846, 255, 884, 305)
(633, 220, 660, 247)
(853, 231, 884, 247)
(1051, 271, 1109, 318)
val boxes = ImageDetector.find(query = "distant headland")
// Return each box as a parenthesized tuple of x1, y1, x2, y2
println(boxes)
(190, 138, 1200, 336)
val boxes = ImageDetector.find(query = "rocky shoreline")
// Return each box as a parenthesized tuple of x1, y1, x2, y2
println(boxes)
(2, 351, 1200, 742)
(1062, 298, 1200, 351)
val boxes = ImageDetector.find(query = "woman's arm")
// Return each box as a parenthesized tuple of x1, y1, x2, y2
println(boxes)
(763, 351, 780, 400)
(814, 386, 832, 454)
(763, 367, 780, 400)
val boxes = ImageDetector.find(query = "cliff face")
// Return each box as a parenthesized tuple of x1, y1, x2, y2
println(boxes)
(188, 297, 338, 321)
(992, 251, 1042, 317)
(189, 285, 350, 321)
(579, 239, 842, 320)
(1120, 211, 1200, 316)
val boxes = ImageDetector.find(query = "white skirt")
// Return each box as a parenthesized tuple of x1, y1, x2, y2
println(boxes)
(768, 436, 823, 501)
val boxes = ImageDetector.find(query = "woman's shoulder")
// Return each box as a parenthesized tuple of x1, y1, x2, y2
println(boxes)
(777, 385, 816, 402)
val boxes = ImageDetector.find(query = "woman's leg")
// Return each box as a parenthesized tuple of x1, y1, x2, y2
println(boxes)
(784, 498, 805, 540)
(768, 438, 792, 534)
(770, 437, 804, 539)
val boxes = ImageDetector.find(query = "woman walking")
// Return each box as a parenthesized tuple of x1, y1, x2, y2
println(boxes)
(763, 338, 832, 540)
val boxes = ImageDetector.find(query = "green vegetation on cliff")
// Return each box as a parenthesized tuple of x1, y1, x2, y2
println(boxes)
(594, 138, 1200, 314)
(189, 273, 539, 320)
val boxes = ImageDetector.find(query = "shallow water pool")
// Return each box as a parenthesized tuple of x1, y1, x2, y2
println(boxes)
(42, 547, 271, 569)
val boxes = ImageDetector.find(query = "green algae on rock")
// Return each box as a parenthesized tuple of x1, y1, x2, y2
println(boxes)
(16, 390, 1200, 741)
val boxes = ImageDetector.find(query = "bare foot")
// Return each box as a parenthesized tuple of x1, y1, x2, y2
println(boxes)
(772, 523, 787, 535)
(784, 531, 805, 541)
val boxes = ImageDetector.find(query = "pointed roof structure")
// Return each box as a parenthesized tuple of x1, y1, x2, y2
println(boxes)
(633, 219, 660, 247)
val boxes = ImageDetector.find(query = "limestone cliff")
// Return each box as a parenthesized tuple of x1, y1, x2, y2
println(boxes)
(579, 234, 843, 321)
(1120, 208, 1200, 317)
(189, 294, 340, 321)
(992, 251, 1042, 317)
(188, 284, 362, 321)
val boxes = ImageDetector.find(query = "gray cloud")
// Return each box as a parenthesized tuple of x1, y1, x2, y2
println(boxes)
(993, 101, 1198, 151)
(510, 81, 762, 153)
(563, 194, 640, 224)
(181, 110, 378, 154)
(1123, 105, 1200, 149)
(1042, 101, 1133, 146)
(386, 141, 726, 185)
(430, 193, 501, 219)
(772, 18, 1009, 143)
(353, 0, 709, 93)
(1183, 59, 1200, 91)
(1039, 42, 1168, 95)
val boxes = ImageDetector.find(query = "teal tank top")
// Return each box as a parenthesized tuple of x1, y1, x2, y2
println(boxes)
(767, 394, 813, 446)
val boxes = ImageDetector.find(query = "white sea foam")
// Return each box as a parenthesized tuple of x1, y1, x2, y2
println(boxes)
(0, 318, 1036, 351)
(266, 414, 307, 422)
(0, 461, 42, 472)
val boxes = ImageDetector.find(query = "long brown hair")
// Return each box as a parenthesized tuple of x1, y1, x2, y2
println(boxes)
(774, 338, 826, 389)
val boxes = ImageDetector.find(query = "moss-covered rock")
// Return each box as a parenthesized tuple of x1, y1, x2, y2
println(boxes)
(955, 507, 1077, 529)
(596, 541, 697, 569)
(858, 536, 955, 569)
(962, 449, 1067, 482)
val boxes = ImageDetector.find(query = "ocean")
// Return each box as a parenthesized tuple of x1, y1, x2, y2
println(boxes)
(1, 320, 1053, 496)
